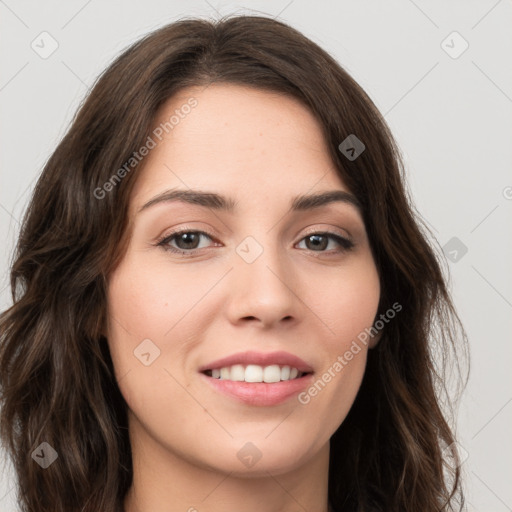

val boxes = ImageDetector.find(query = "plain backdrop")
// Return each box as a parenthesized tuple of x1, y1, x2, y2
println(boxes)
(1, 1, 511, 510)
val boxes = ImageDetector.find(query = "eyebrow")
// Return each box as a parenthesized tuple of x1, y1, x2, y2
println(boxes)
(138, 188, 362, 214)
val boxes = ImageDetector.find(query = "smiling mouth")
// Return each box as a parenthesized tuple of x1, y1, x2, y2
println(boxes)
(201, 364, 312, 383)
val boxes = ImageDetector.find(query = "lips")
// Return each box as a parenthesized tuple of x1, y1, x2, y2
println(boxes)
(198, 350, 314, 374)
(200, 372, 314, 406)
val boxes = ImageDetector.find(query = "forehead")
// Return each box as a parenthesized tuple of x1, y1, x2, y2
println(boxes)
(131, 83, 349, 209)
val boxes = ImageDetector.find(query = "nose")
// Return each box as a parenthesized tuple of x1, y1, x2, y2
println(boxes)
(225, 238, 300, 329)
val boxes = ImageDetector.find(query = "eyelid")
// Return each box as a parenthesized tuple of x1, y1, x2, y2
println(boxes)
(300, 224, 352, 241)
(156, 223, 217, 241)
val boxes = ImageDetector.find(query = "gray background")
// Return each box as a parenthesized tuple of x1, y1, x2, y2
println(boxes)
(1, 1, 511, 510)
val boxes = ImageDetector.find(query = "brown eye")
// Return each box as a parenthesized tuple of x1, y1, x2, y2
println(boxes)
(297, 232, 354, 253)
(304, 234, 329, 251)
(172, 232, 203, 250)
(157, 230, 215, 255)
(156, 229, 354, 257)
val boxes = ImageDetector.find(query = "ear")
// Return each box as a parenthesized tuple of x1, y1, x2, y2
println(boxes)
(368, 329, 383, 349)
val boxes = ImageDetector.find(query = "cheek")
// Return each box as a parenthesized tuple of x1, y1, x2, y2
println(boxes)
(106, 253, 210, 341)
(332, 284, 380, 345)
(105, 253, 218, 401)
(297, 259, 379, 418)
(105, 256, 193, 426)
(104, 256, 174, 387)
(311, 258, 380, 349)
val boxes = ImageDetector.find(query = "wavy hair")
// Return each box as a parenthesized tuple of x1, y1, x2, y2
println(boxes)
(0, 14, 468, 512)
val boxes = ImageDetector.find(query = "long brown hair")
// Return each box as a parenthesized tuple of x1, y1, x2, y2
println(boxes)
(0, 14, 468, 512)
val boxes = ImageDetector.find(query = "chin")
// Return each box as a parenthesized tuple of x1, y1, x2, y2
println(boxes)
(199, 438, 318, 477)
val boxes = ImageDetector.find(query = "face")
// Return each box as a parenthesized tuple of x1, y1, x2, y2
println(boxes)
(106, 83, 380, 477)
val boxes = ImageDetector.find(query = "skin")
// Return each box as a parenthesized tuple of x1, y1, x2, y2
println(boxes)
(106, 83, 381, 512)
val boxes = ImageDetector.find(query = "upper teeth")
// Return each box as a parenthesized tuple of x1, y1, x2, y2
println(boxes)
(208, 364, 303, 382)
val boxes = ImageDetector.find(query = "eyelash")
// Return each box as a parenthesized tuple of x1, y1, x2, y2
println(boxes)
(155, 227, 355, 258)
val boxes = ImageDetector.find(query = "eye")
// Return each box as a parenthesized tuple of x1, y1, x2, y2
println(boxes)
(156, 229, 216, 256)
(296, 232, 354, 253)
(156, 229, 354, 257)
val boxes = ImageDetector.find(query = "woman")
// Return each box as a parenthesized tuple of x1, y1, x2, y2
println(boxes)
(0, 14, 468, 512)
